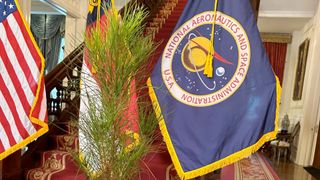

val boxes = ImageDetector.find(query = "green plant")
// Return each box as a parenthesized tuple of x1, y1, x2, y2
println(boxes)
(77, 4, 159, 180)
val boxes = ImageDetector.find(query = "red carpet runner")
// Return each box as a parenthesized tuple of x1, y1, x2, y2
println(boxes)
(221, 153, 280, 180)
(26, 121, 86, 180)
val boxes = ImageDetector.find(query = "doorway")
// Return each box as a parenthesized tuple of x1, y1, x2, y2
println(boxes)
(314, 129, 320, 168)
(30, 0, 66, 74)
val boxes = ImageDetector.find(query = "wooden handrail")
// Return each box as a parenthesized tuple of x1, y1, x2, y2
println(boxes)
(45, 43, 84, 89)
(119, 0, 164, 23)
(19, 43, 84, 177)
(45, 43, 84, 119)
(119, 0, 163, 12)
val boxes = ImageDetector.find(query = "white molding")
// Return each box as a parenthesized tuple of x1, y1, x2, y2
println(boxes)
(35, 0, 66, 15)
(45, 0, 81, 18)
(259, 10, 315, 18)
(30, 11, 65, 15)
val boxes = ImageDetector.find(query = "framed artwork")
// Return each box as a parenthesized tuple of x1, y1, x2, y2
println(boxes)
(293, 39, 310, 101)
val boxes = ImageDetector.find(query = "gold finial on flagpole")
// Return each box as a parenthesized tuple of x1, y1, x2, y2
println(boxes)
(96, 0, 102, 29)
(111, 0, 119, 19)
(88, 0, 99, 13)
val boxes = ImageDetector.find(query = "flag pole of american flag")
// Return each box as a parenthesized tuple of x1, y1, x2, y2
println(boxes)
(0, 0, 48, 160)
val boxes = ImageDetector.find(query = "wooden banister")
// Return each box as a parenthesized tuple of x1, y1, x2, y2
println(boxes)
(19, 43, 84, 177)
(119, 0, 164, 23)
(45, 43, 84, 120)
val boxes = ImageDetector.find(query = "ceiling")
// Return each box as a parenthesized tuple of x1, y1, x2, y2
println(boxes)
(30, 0, 319, 33)
(257, 0, 319, 33)
(114, 0, 319, 33)
(30, 0, 128, 15)
(116, 0, 320, 33)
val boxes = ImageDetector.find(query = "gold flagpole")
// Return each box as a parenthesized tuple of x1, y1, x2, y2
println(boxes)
(97, 0, 102, 28)
(204, 0, 219, 78)
(111, 0, 119, 19)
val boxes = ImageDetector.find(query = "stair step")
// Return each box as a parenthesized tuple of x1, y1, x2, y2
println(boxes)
(26, 150, 85, 180)
(58, 120, 78, 132)
(144, 0, 187, 78)
(50, 124, 77, 136)
(51, 135, 78, 151)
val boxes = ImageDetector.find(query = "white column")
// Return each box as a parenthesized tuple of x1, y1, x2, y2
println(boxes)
(18, 0, 31, 24)
(61, 0, 87, 56)
(74, 0, 87, 46)
(64, 16, 77, 56)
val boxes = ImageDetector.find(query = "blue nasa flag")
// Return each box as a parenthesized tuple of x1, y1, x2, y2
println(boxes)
(148, 0, 281, 179)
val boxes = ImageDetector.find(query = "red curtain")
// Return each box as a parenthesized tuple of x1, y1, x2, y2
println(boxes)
(263, 42, 287, 85)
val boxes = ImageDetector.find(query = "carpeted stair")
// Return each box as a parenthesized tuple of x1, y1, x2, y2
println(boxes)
(145, 0, 187, 70)
(25, 120, 86, 180)
(139, 0, 187, 179)
(139, 0, 187, 100)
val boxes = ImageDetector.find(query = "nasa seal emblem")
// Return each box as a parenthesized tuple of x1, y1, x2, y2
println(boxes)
(162, 11, 251, 107)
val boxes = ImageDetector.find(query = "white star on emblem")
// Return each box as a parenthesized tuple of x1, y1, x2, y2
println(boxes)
(9, 3, 14, 9)
(4, 1, 6, 5)
(0, 0, 2, 3)
(3, 11, 6, 16)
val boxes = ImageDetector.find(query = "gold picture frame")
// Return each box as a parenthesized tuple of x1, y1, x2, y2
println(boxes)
(293, 39, 310, 101)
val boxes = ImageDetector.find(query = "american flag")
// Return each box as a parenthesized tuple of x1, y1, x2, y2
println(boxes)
(0, 0, 48, 160)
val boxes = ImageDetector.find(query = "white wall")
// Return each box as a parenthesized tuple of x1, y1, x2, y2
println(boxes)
(281, 2, 320, 165)
(301, 5, 320, 165)
(49, 0, 128, 55)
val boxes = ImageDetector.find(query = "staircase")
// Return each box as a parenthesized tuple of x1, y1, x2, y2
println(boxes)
(138, 0, 187, 103)
(23, 0, 187, 179)
(145, 0, 187, 71)
(139, 0, 188, 179)
(25, 122, 85, 180)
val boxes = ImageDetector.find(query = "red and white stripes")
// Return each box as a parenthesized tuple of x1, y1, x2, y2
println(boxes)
(0, 10, 48, 158)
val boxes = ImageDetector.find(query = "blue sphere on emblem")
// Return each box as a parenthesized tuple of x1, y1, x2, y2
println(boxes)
(216, 67, 225, 77)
